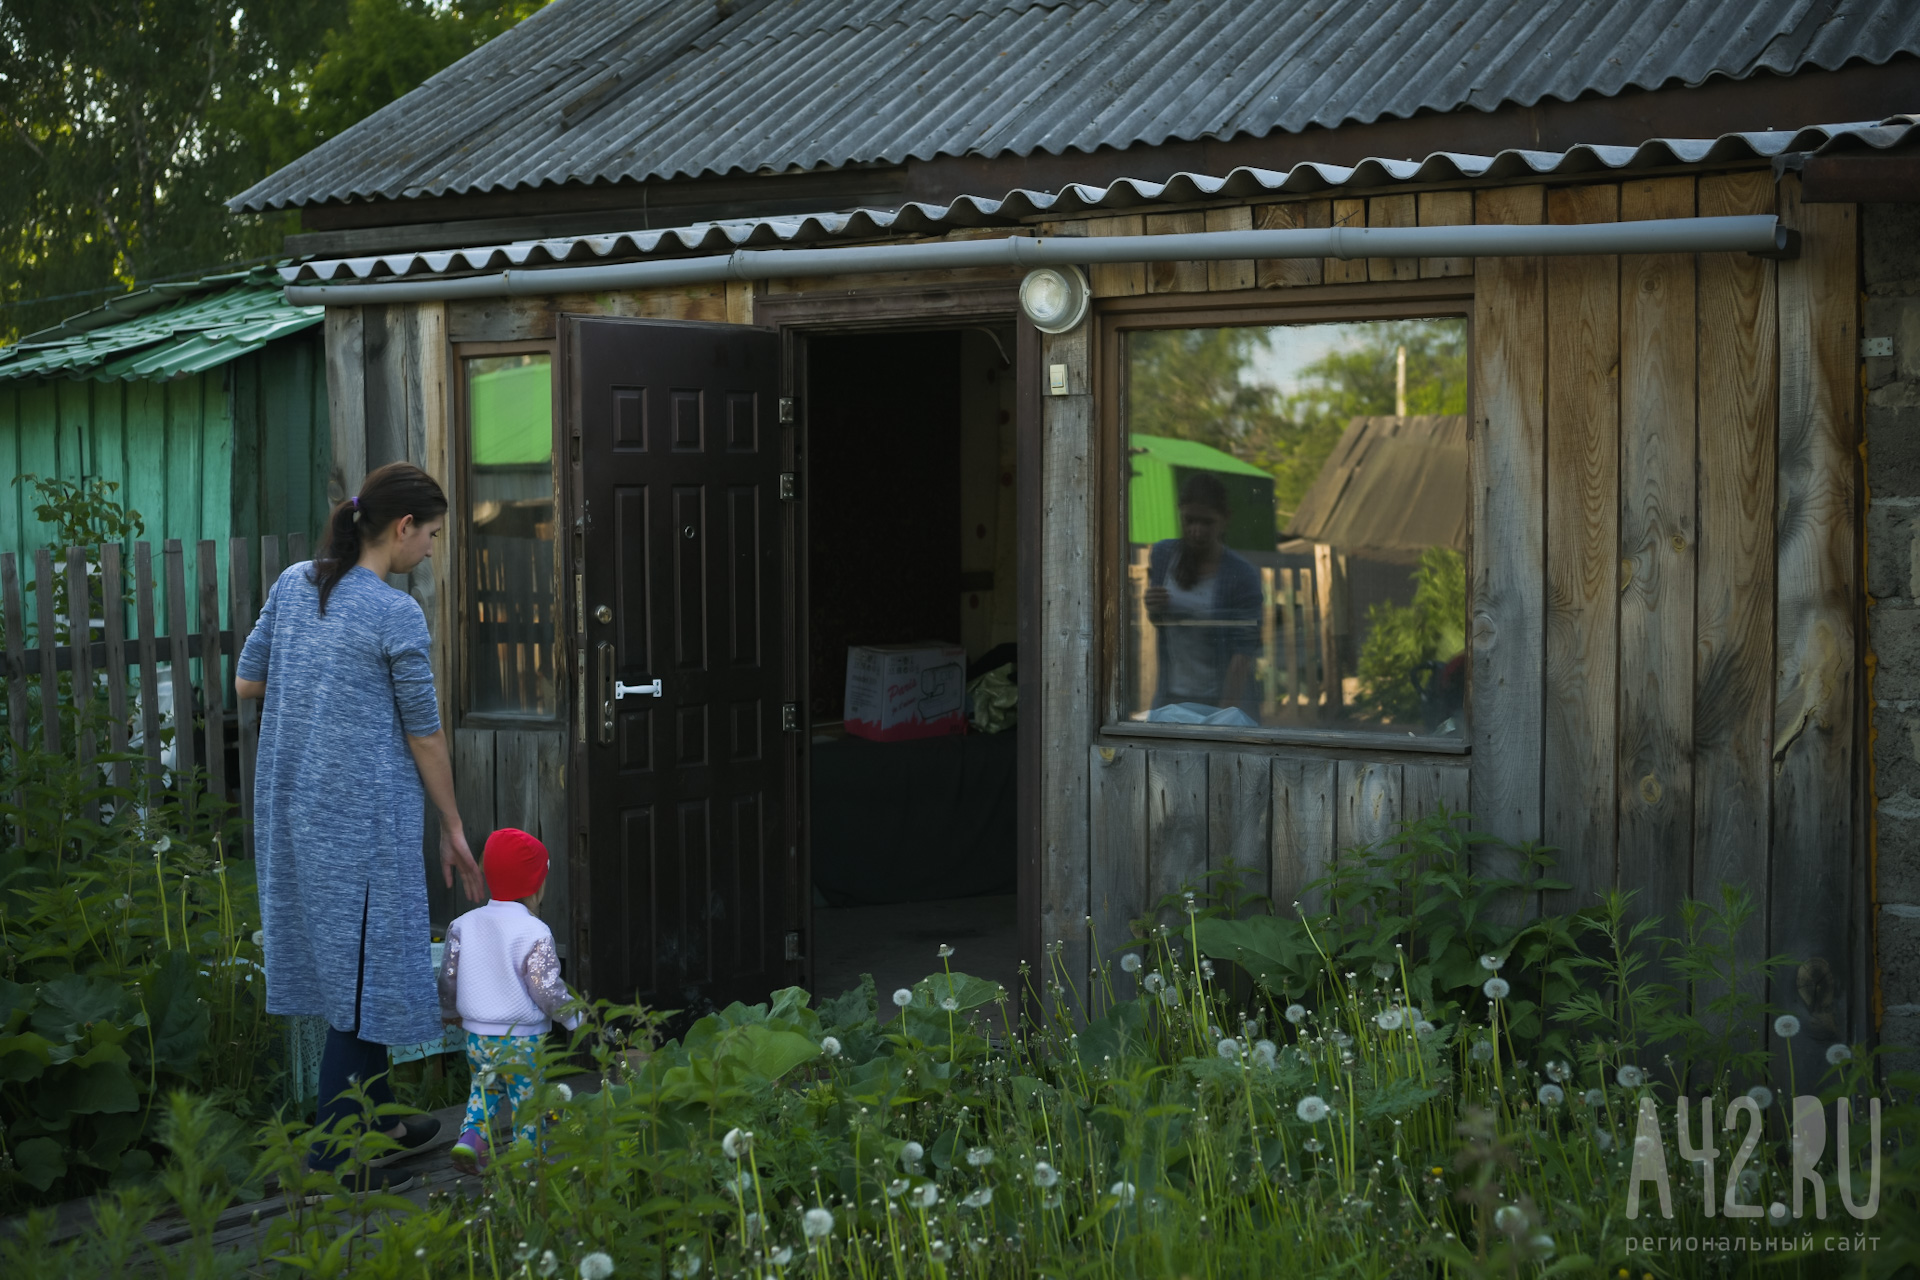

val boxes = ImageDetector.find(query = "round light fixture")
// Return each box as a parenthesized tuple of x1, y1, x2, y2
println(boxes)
(1019, 266, 1089, 334)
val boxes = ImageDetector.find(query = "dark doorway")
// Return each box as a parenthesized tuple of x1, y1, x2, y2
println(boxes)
(802, 328, 1021, 1010)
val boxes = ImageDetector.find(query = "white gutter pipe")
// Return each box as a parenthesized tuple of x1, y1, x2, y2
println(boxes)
(282, 215, 1792, 306)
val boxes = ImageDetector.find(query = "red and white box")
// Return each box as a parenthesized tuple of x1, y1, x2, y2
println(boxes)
(843, 643, 968, 742)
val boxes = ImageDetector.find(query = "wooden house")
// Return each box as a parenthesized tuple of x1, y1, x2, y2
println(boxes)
(228, 0, 1920, 1073)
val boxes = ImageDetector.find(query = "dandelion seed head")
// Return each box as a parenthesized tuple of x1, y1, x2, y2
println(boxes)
(966, 1146, 994, 1167)
(912, 1183, 939, 1208)
(1375, 1008, 1404, 1031)
(251, 930, 265, 947)
(1217, 1037, 1240, 1059)
(1747, 1085, 1774, 1109)
(1033, 1161, 1059, 1188)
(1479, 953, 1501, 972)
(1109, 1181, 1136, 1206)
(1471, 1040, 1495, 1063)
(1120, 952, 1141, 973)
(1159, 986, 1179, 1007)
(722, 1128, 752, 1159)
(553, 1083, 572, 1103)
(1296, 1095, 1330, 1123)
(1615, 1065, 1645, 1089)
(1493, 1205, 1527, 1234)
(892, 988, 913, 1007)
(941, 997, 959, 1012)
(579, 1254, 615, 1280)
(961, 1187, 993, 1209)
(1773, 1014, 1801, 1039)
(937, 944, 954, 958)
(821, 1036, 842, 1057)
(1483, 977, 1511, 1000)
(1143, 972, 1164, 993)
(802, 1208, 834, 1239)
(1583, 1088, 1605, 1107)
(1537, 1084, 1564, 1106)
(1826, 1042, 1853, 1065)
(1284, 1003, 1308, 1024)
(1253, 1039, 1278, 1067)
(900, 1141, 924, 1165)
(1415, 1020, 1436, 1037)
(1545, 1060, 1571, 1083)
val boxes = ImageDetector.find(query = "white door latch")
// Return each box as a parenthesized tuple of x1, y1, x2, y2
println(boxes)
(614, 678, 662, 700)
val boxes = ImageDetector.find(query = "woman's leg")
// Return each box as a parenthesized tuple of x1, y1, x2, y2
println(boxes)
(310, 1028, 393, 1172)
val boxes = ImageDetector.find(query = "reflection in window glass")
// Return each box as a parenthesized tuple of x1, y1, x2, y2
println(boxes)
(1121, 319, 1469, 737)
(466, 353, 557, 720)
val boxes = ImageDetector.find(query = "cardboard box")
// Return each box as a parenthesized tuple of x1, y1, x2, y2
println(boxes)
(844, 643, 968, 742)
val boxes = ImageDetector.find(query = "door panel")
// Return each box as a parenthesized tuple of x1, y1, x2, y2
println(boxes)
(572, 317, 787, 1014)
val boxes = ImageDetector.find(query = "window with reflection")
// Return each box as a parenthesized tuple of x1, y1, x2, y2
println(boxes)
(1119, 318, 1469, 738)
(464, 352, 558, 720)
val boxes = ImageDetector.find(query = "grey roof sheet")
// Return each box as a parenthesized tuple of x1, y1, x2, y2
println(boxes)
(278, 117, 1906, 283)
(232, 0, 1920, 212)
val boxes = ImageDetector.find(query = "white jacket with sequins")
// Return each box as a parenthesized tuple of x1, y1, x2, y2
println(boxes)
(437, 900, 582, 1037)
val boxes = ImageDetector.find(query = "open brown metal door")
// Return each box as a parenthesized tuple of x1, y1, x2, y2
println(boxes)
(566, 316, 794, 1016)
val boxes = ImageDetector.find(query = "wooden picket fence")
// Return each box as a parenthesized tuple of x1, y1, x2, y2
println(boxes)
(0, 534, 309, 855)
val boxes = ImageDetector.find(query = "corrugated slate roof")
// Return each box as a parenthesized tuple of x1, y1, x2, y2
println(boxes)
(231, 0, 1920, 213)
(279, 117, 1903, 284)
(0, 272, 323, 382)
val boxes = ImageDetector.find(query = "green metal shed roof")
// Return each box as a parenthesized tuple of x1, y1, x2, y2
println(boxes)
(1127, 433, 1278, 551)
(0, 269, 321, 383)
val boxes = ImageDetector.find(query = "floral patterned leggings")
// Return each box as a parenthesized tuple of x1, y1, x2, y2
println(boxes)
(462, 1031, 546, 1148)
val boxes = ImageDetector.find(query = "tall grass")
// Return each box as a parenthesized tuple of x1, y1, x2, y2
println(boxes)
(5, 815, 1915, 1277)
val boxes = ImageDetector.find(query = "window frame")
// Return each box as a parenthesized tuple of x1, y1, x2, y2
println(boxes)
(1094, 283, 1475, 754)
(451, 337, 566, 730)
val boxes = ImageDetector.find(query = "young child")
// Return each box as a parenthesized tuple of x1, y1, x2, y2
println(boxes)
(438, 827, 581, 1172)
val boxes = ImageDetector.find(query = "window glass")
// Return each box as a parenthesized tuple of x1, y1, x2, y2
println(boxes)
(1120, 318, 1469, 737)
(465, 353, 558, 720)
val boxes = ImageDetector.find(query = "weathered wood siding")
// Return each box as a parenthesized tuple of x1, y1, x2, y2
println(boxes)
(1053, 173, 1862, 1053)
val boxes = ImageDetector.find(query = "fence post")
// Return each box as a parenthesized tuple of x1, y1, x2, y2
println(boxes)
(2, 553, 26, 764)
(65, 547, 96, 824)
(33, 548, 59, 756)
(196, 540, 226, 817)
(99, 543, 131, 793)
(230, 537, 255, 858)
(135, 542, 163, 797)
(163, 541, 193, 783)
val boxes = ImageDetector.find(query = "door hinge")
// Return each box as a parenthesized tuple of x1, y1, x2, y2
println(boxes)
(778, 397, 796, 424)
(782, 931, 800, 962)
(782, 703, 800, 732)
(779, 472, 797, 500)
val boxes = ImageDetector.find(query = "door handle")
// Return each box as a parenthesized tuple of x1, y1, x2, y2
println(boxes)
(597, 642, 616, 746)
(615, 679, 662, 699)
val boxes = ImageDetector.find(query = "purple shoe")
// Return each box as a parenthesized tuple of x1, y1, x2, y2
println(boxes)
(450, 1128, 489, 1174)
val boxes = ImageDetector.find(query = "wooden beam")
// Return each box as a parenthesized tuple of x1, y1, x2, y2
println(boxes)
(324, 307, 367, 500)
(1542, 182, 1620, 914)
(1089, 743, 1147, 997)
(1469, 185, 1546, 907)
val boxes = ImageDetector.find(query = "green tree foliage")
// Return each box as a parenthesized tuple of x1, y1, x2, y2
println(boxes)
(1126, 319, 1468, 526)
(1354, 545, 1467, 722)
(0, 0, 547, 340)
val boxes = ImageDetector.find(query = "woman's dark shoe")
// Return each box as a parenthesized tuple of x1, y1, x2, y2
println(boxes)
(301, 1164, 418, 1204)
(389, 1113, 442, 1153)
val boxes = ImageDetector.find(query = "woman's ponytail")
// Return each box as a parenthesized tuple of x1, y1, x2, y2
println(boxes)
(310, 462, 449, 614)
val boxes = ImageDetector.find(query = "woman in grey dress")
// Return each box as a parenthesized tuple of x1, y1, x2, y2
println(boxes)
(237, 462, 484, 1187)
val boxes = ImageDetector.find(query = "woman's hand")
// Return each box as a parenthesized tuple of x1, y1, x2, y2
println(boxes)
(441, 823, 484, 903)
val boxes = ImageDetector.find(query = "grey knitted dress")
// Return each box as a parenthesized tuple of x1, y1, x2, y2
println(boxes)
(237, 563, 443, 1047)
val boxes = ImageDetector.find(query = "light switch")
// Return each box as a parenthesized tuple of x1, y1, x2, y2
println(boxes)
(1048, 363, 1069, 395)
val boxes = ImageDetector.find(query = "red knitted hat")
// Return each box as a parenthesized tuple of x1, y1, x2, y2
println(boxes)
(483, 828, 549, 902)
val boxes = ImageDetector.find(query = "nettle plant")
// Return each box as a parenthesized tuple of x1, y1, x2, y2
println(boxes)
(7, 813, 1919, 1279)
(0, 746, 274, 1210)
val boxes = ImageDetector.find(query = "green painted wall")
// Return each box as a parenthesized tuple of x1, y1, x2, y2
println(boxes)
(0, 328, 330, 635)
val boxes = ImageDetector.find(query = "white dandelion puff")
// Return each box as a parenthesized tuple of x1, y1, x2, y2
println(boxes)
(1748, 1085, 1774, 1109)
(1415, 1020, 1436, 1038)
(821, 1036, 842, 1057)
(251, 930, 265, 947)
(553, 1082, 572, 1103)
(1159, 986, 1179, 1007)
(1616, 1065, 1645, 1089)
(1537, 1084, 1564, 1106)
(960, 1187, 992, 1209)
(1217, 1038, 1240, 1059)
(1774, 1014, 1801, 1039)
(1769, 1201, 1788, 1222)
(940, 997, 959, 1012)
(892, 988, 913, 1008)
(1041, 1189, 1063, 1210)
(1301, 1138, 1324, 1152)
(802, 1208, 834, 1239)
(539, 1251, 559, 1278)
(1143, 972, 1164, 993)
(937, 944, 954, 958)
(722, 1128, 752, 1159)
(1483, 977, 1511, 1000)
(912, 1183, 940, 1208)
(966, 1146, 994, 1167)
(900, 1141, 924, 1166)
(1583, 1088, 1605, 1107)
(578, 1254, 615, 1280)
(887, 1179, 909, 1198)
(154, 834, 171, 854)
(1033, 1161, 1059, 1188)
(669, 1254, 701, 1279)
(1109, 1181, 1136, 1207)
(1471, 1040, 1495, 1063)
(1826, 1043, 1853, 1065)
(1545, 1060, 1572, 1083)
(928, 1240, 952, 1260)
(1375, 1008, 1404, 1031)
(1296, 1095, 1330, 1124)
(1284, 1003, 1308, 1024)
(1120, 953, 1141, 973)
(1479, 953, 1501, 971)
(770, 1247, 792, 1267)
(1493, 1205, 1527, 1234)
(1594, 1128, 1614, 1151)
(1253, 1039, 1278, 1067)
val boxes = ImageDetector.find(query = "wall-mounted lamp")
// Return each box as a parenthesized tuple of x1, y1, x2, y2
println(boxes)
(1018, 266, 1089, 334)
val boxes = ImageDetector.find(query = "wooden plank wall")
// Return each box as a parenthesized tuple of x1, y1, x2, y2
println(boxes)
(1057, 176, 1861, 1051)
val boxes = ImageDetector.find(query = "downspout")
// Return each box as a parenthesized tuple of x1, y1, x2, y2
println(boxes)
(282, 215, 1794, 305)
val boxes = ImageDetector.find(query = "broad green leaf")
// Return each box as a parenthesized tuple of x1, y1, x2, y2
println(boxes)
(12, 1136, 65, 1191)
(0, 1029, 58, 1083)
(32, 973, 127, 1043)
(717, 1025, 822, 1083)
(46, 1058, 141, 1114)
(141, 949, 209, 1076)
